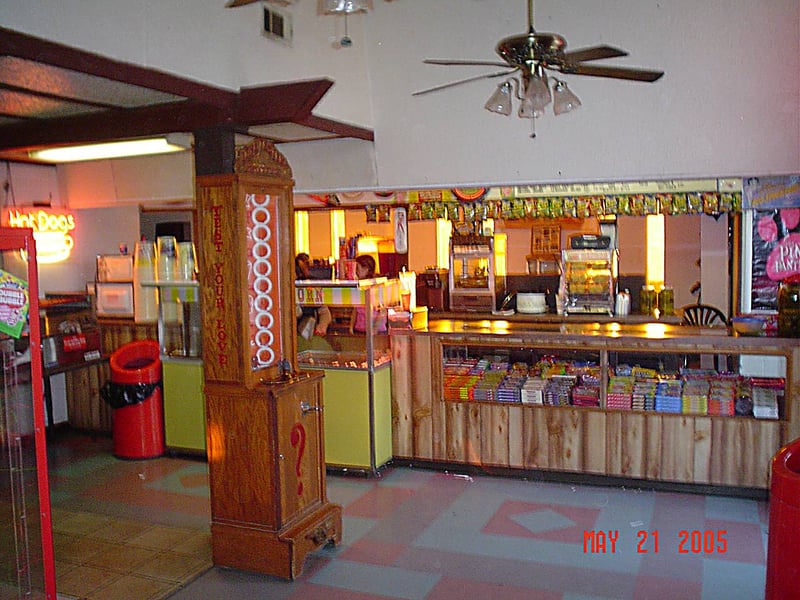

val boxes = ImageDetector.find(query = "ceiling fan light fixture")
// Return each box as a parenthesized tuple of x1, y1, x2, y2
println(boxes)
(552, 79, 581, 115)
(322, 0, 372, 14)
(523, 67, 552, 108)
(517, 96, 545, 119)
(484, 80, 514, 116)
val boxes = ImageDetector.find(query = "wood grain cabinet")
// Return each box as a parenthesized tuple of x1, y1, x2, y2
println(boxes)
(196, 139, 341, 579)
(391, 322, 800, 491)
(205, 374, 341, 578)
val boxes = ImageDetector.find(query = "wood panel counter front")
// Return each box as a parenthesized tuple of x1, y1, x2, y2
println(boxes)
(390, 320, 799, 491)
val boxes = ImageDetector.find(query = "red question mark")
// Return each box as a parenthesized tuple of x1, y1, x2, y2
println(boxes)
(290, 423, 306, 496)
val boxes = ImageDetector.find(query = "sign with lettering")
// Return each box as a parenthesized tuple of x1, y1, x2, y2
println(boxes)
(0, 269, 29, 338)
(743, 176, 800, 210)
(4, 209, 76, 264)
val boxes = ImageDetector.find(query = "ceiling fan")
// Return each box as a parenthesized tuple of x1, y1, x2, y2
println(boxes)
(413, 0, 664, 133)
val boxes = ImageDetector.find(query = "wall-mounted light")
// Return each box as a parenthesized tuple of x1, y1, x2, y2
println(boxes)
(330, 210, 346, 260)
(646, 214, 665, 288)
(28, 135, 192, 164)
(5, 208, 76, 264)
(436, 219, 452, 269)
(294, 210, 309, 256)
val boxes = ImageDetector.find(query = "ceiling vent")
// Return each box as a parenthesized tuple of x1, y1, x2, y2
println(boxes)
(263, 5, 293, 44)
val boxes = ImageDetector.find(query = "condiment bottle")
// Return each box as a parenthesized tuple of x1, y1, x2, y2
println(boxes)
(777, 275, 800, 338)
(615, 289, 631, 316)
(658, 286, 674, 316)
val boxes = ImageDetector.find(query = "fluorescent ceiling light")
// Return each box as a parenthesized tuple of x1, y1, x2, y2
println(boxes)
(29, 137, 190, 163)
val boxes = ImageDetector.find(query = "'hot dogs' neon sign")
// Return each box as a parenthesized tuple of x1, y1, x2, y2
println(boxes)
(4, 209, 76, 264)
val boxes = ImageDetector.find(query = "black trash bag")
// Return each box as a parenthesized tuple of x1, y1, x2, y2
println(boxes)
(101, 380, 162, 409)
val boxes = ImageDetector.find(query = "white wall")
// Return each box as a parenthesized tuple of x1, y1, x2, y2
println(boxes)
(41, 206, 140, 294)
(1, 0, 797, 192)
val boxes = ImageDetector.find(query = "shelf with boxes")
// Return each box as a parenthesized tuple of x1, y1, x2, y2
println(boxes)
(390, 321, 800, 490)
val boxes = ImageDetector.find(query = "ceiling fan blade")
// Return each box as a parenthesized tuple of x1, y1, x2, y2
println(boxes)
(564, 45, 628, 63)
(413, 68, 518, 96)
(225, 0, 259, 6)
(424, 59, 513, 68)
(567, 63, 664, 82)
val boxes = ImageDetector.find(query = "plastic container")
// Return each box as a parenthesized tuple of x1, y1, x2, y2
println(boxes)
(108, 339, 164, 459)
(766, 438, 800, 598)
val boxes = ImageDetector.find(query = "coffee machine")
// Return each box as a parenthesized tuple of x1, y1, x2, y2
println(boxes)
(416, 268, 449, 312)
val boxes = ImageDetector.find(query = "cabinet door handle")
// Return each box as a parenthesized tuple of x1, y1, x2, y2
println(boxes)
(300, 402, 321, 415)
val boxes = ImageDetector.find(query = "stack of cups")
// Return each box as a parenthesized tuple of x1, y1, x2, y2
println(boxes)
(178, 242, 198, 280)
(156, 236, 179, 326)
(157, 236, 179, 281)
(133, 241, 158, 323)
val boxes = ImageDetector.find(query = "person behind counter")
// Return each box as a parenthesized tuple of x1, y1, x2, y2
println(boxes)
(295, 253, 331, 339)
(349, 255, 387, 334)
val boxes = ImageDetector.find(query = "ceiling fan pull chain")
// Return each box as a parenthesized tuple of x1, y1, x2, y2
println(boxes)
(341, 13, 353, 47)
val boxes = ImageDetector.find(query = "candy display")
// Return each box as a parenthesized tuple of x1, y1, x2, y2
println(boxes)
(442, 353, 784, 419)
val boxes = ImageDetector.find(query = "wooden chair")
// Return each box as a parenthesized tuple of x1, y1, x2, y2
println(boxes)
(678, 303, 728, 327)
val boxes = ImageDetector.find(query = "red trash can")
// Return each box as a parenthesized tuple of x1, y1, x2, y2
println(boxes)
(108, 339, 164, 459)
(766, 438, 800, 599)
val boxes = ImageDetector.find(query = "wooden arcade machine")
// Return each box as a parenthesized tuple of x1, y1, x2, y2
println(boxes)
(195, 139, 342, 579)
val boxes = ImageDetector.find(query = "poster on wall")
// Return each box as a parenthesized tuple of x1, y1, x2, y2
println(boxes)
(745, 176, 800, 310)
(0, 269, 29, 338)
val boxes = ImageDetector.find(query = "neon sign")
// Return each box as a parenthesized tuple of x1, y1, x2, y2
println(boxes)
(4, 209, 76, 264)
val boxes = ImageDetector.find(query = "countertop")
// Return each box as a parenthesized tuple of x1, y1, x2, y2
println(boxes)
(394, 316, 798, 352)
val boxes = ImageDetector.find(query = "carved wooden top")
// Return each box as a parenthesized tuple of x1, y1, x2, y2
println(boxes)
(234, 138, 293, 180)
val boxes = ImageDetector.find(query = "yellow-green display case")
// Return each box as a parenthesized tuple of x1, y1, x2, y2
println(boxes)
(296, 278, 399, 475)
(143, 280, 206, 455)
(162, 357, 206, 453)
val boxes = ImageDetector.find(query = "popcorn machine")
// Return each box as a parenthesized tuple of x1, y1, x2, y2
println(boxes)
(448, 234, 505, 312)
(559, 249, 618, 315)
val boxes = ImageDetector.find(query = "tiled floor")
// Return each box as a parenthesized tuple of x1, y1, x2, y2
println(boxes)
(46, 432, 212, 600)
(46, 431, 770, 599)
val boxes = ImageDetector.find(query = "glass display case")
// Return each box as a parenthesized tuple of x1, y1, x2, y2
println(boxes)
(142, 280, 205, 453)
(143, 281, 201, 358)
(295, 277, 399, 474)
(560, 249, 618, 315)
(449, 234, 505, 312)
(0, 227, 56, 598)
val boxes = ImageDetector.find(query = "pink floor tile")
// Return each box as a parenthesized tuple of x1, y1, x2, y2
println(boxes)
(482, 500, 601, 543)
(338, 539, 409, 566)
(344, 486, 416, 519)
(426, 577, 563, 600)
(702, 518, 765, 564)
(287, 583, 400, 600)
(637, 547, 704, 582)
(81, 474, 210, 517)
(633, 574, 703, 599)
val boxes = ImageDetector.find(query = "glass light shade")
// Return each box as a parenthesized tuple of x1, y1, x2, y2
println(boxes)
(518, 97, 544, 119)
(322, 0, 371, 13)
(552, 80, 582, 115)
(484, 81, 513, 116)
(523, 71, 552, 110)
